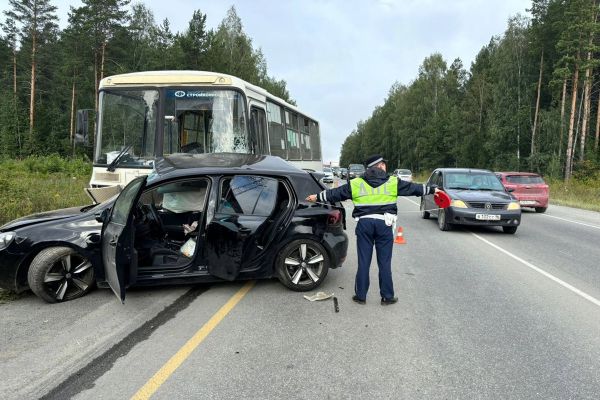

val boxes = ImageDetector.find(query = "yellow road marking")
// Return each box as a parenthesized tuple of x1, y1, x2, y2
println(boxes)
(131, 281, 255, 400)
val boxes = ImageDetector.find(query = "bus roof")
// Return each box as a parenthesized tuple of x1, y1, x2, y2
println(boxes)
(98, 70, 314, 121)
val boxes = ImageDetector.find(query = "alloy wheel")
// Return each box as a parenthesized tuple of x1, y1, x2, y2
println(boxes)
(41, 252, 94, 301)
(282, 242, 325, 287)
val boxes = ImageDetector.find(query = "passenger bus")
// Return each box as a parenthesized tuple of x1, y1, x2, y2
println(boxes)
(83, 70, 323, 202)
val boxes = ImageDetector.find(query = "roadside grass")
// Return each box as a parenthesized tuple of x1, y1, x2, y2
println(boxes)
(0, 156, 91, 226)
(548, 178, 600, 212)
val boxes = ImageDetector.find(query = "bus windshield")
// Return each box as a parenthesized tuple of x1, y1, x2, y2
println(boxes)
(95, 89, 159, 166)
(94, 88, 249, 166)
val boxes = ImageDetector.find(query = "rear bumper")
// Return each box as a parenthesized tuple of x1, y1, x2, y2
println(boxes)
(515, 196, 549, 208)
(447, 208, 521, 227)
(323, 231, 348, 269)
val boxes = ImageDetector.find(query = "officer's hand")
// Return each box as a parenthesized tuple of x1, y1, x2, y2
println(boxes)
(434, 187, 443, 193)
(306, 194, 317, 202)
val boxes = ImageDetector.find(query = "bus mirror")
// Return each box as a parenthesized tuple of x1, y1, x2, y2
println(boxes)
(75, 109, 89, 145)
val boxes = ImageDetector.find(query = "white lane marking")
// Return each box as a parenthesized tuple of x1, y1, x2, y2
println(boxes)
(402, 197, 420, 206)
(541, 214, 600, 230)
(472, 233, 600, 308)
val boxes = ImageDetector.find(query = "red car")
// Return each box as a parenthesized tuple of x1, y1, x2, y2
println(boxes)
(495, 172, 549, 213)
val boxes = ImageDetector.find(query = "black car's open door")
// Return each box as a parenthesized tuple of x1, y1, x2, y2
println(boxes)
(101, 176, 146, 302)
(206, 175, 279, 281)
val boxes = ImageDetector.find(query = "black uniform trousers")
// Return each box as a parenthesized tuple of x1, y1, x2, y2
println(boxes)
(354, 217, 394, 300)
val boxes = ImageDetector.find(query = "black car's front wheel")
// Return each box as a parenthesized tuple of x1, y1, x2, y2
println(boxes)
(503, 226, 518, 234)
(28, 247, 95, 303)
(276, 239, 329, 291)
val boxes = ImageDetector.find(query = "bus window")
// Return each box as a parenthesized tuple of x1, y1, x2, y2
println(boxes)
(300, 117, 311, 160)
(267, 102, 286, 158)
(310, 121, 321, 160)
(286, 110, 300, 160)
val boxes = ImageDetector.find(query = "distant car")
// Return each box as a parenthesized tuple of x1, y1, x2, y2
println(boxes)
(322, 167, 334, 183)
(421, 168, 522, 234)
(0, 153, 348, 303)
(347, 164, 365, 179)
(339, 168, 348, 179)
(332, 167, 341, 177)
(393, 169, 413, 182)
(495, 172, 549, 213)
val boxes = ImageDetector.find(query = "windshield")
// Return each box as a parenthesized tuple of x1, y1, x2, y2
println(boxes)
(95, 89, 159, 166)
(164, 89, 248, 155)
(95, 88, 249, 166)
(323, 167, 332, 172)
(445, 172, 505, 191)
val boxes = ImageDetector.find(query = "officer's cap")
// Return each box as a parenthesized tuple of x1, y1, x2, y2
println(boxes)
(364, 154, 387, 168)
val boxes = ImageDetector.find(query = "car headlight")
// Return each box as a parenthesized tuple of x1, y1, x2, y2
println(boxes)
(450, 199, 468, 208)
(0, 231, 16, 251)
(507, 202, 521, 210)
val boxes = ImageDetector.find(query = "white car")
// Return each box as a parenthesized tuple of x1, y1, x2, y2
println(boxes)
(394, 169, 413, 182)
(322, 167, 334, 183)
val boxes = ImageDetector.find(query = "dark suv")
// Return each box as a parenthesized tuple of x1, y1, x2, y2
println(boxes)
(0, 153, 348, 303)
(347, 163, 365, 179)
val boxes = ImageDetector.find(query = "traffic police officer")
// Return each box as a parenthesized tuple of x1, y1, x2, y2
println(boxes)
(306, 154, 438, 305)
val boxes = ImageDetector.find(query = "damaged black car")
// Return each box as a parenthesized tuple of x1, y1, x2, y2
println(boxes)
(0, 153, 348, 303)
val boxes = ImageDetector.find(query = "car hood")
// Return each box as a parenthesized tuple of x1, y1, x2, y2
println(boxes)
(0, 206, 88, 231)
(446, 189, 513, 203)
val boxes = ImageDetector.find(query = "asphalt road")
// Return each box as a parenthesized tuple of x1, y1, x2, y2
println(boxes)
(2, 185, 600, 399)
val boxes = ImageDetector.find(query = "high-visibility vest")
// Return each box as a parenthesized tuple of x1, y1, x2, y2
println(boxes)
(350, 176, 398, 206)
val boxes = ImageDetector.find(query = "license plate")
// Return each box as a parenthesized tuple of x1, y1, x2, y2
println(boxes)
(476, 214, 501, 221)
(520, 200, 536, 205)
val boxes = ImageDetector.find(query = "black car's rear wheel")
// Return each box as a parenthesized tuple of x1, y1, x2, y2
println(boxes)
(420, 198, 430, 219)
(503, 226, 518, 234)
(28, 247, 95, 303)
(276, 239, 329, 291)
(437, 209, 452, 231)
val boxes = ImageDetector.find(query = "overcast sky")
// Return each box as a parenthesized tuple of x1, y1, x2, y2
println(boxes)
(2, 0, 531, 164)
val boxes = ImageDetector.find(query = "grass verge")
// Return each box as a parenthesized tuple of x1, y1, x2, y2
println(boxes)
(0, 156, 91, 226)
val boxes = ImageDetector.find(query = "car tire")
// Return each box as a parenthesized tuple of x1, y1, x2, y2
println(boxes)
(276, 239, 329, 292)
(28, 247, 95, 303)
(535, 207, 547, 213)
(437, 209, 452, 231)
(420, 198, 430, 219)
(502, 226, 518, 234)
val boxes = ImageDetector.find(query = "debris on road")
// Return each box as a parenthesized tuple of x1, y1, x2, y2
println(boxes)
(303, 292, 334, 301)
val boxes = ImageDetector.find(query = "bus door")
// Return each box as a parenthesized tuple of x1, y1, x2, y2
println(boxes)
(250, 105, 267, 154)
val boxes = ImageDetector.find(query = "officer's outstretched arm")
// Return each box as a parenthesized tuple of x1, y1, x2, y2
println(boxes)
(397, 180, 437, 197)
(315, 182, 352, 203)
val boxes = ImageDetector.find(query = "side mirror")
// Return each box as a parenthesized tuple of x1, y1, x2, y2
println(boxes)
(75, 109, 90, 145)
(95, 208, 110, 223)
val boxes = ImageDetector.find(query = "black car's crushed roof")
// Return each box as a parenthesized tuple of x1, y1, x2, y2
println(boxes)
(151, 153, 307, 181)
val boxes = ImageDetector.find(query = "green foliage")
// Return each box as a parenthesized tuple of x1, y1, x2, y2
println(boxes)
(0, 156, 91, 225)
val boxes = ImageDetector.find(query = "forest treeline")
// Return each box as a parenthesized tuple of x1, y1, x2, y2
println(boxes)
(0, 0, 292, 159)
(340, 0, 600, 180)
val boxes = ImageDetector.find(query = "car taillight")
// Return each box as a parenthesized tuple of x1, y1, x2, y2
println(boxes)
(328, 210, 342, 226)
